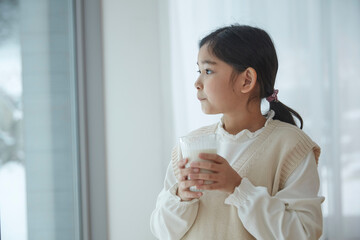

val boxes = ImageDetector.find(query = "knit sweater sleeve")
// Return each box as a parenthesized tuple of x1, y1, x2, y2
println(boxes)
(224, 151, 325, 240)
(150, 155, 199, 240)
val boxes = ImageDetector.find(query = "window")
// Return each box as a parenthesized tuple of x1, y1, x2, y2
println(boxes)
(0, 0, 81, 239)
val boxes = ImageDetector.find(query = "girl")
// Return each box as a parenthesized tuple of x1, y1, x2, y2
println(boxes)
(150, 25, 324, 240)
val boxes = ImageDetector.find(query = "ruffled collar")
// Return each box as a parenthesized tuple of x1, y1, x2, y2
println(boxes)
(216, 110, 275, 141)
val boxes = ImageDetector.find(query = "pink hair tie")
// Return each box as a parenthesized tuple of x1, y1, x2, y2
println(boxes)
(266, 89, 279, 102)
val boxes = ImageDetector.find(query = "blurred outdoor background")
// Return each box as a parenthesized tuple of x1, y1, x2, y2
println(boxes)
(0, 0, 359, 239)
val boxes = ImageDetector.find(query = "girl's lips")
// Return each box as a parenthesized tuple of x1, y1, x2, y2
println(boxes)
(197, 94, 206, 101)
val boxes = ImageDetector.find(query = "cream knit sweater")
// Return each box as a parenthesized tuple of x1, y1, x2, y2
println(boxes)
(151, 116, 324, 240)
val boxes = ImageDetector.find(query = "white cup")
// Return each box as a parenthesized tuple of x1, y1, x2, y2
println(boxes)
(179, 133, 218, 192)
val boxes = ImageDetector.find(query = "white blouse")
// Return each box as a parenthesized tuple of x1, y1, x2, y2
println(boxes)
(150, 112, 325, 240)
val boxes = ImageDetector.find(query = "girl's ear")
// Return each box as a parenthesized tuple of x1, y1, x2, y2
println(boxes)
(239, 67, 257, 94)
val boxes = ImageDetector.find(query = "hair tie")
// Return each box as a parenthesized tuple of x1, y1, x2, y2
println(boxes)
(266, 89, 279, 102)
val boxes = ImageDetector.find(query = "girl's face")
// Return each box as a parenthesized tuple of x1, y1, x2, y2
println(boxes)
(195, 44, 245, 115)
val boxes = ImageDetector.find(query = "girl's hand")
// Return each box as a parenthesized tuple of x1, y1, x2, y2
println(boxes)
(188, 153, 242, 194)
(176, 158, 204, 201)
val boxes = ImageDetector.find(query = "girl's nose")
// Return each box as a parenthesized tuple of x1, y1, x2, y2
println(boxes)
(194, 77, 203, 90)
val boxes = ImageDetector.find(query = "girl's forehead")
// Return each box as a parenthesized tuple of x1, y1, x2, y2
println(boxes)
(198, 45, 219, 64)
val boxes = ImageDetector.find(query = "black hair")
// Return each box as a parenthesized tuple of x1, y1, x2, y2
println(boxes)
(199, 24, 303, 129)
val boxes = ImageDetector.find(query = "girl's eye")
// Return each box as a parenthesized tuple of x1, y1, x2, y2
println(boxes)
(197, 69, 213, 74)
(205, 69, 213, 74)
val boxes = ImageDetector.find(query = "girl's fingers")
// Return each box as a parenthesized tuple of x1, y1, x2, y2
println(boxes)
(179, 180, 204, 190)
(195, 182, 221, 191)
(198, 153, 225, 164)
(179, 179, 204, 190)
(179, 167, 200, 180)
(178, 158, 188, 168)
(189, 172, 218, 181)
(189, 161, 219, 171)
(182, 190, 202, 199)
(178, 181, 203, 199)
(177, 159, 200, 181)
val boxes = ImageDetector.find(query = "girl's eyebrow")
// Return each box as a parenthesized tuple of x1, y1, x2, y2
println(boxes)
(197, 60, 217, 65)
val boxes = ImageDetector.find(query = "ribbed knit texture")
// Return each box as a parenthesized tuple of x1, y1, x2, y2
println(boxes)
(171, 120, 320, 239)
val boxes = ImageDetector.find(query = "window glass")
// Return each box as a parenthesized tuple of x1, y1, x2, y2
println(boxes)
(0, 0, 81, 239)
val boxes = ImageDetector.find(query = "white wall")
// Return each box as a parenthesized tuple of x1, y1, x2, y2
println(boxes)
(102, 0, 172, 239)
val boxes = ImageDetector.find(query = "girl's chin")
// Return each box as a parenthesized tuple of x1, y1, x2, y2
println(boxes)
(200, 102, 222, 114)
(201, 107, 220, 115)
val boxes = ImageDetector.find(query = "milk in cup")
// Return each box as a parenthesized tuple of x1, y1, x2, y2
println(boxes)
(179, 134, 218, 192)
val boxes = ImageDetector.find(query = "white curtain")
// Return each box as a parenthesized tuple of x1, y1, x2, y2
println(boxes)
(168, 0, 360, 239)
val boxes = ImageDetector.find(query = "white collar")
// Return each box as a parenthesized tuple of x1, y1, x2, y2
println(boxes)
(216, 110, 275, 141)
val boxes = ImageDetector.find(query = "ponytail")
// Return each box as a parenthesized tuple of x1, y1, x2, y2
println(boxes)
(269, 101, 303, 129)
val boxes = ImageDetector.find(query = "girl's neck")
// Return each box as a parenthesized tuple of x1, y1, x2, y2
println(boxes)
(222, 109, 267, 135)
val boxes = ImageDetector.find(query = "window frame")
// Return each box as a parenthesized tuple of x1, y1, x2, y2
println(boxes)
(74, 0, 108, 239)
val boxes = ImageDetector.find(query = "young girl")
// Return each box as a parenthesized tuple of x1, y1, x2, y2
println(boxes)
(150, 25, 324, 240)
